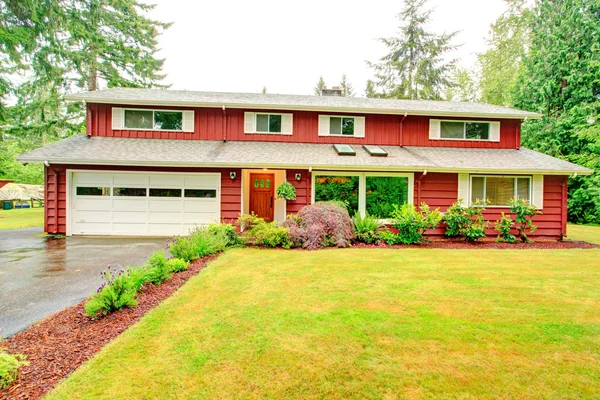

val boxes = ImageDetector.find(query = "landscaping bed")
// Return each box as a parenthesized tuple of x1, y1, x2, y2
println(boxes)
(352, 237, 600, 250)
(0, 255, 215, 400)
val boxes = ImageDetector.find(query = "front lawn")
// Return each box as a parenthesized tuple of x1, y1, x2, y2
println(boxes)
(0, 207, 44, 230)
(48, 248, 600, 399)
(567, 223, 600, 245)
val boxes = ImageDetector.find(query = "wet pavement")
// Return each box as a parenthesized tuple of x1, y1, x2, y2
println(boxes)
(0, 228, 167, 338)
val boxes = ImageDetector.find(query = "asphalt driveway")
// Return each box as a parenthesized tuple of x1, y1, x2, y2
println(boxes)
(0, 228, 167, 338)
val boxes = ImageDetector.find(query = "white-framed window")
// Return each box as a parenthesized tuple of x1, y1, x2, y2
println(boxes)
(470, 175, 531, 207)
(311, 171, 414, 219)
(429, 119, 500, 142)
(318, 115, 366, 138)
(244, 112, 293, 135)
(112, 107, 194, 132)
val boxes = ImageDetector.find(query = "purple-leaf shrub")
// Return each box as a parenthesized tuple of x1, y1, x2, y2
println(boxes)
(283, 202, 354, 250)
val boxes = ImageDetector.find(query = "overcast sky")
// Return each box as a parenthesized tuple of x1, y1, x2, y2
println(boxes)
(147, 0, 507, 96)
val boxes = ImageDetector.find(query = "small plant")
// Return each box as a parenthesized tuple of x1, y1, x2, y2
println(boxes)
(275, 181, 297, 201)
(144, 251, 172, 285)
(378, 229, 399, 245)
(508, 198, 540, 243)
(168, 236, 199, 262)
(353, 213, 383, 244)
(85, 266, 139, 317)
(495, 212, 516, 243)
(166, 258, 189, 273)
(0, 350, 29, 389)
(443, 199, 489, 242)
(169, 227, 229, 262)
(249, 221, 292, 248)
(237, 213, 264, 231)
(208, 223, 239, 246)
(391, 202, 442, 245)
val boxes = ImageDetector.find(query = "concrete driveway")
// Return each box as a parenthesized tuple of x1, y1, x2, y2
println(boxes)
(0, 228, 167, 338)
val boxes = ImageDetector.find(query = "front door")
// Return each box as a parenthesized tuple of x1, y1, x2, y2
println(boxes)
(249, 173, 274, 222)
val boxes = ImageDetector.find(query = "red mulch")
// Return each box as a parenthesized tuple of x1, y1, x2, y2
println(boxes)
(0, 256, 216, 400)
(352, 238, 600, 250)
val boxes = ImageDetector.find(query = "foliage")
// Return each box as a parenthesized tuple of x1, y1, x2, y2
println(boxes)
(237, 213, 264, 231)
(85, 266, 139, 317)
(445, 66, 479, 102)
(377, 229, 399, 245)
(352, 213, 383, 244)
(508, 197, 539, 243)
(314, 176, 359, 216)
(168, 227, 229, 262)
(207, 223, 239, 246)
(391, 202, 442, 244)
(495, 213, 516, 243)
(365, 176, 409, 218)
(166, 258, 189, 273)
(283, 202, 354, 250)
(513, 0, 600, 224)
(275, 181, 297, 201)
(0, 137, 44, 183)
(443, 200, 489, 242)
(249, 221, 291, 249)
(340, 73, 355, 97)
(313, 76, 326, 95)
(144, 251, 172, 285)
(368, 0, 458, 100)
(0, 350, 28, 389)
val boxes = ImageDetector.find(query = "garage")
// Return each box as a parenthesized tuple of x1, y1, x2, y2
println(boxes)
(70, 171, 221, 236)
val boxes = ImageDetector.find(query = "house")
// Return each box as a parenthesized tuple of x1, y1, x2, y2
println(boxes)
(17, 88, 592, 238)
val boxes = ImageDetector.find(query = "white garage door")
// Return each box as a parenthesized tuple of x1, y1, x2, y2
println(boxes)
(70, 171, 221, 236)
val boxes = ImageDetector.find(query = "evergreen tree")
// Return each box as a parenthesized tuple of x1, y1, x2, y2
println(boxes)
(261, 86, 267, 94)
(445, 67, 479, 102)
(340, 74, 355, 97)
(513, 0, 600, 224)
(364, 80, 378, 98)
(313, 76, 325, 95)
(368, 0, 458, 100)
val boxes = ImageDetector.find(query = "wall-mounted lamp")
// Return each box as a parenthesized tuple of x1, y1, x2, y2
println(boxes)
(229, 171, 237, 180)
(295, 173, 302, 181)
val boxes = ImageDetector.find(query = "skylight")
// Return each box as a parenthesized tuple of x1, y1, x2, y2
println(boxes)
(363, 145, 388, 157)
(333, 144, 356, 156)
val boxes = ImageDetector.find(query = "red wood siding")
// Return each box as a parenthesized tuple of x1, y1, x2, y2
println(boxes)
(286, 170, 311, 213)
(88, 103, 521, 149)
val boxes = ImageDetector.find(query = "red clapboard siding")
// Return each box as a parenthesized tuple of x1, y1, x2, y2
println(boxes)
(286, 170, 311, 214)
(89, 103, 521, 149)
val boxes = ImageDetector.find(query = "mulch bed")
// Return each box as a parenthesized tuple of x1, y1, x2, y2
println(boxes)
(0, 255, 216, 400)
(353, 238, 600, 250)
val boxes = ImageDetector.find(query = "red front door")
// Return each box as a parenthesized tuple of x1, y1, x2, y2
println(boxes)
(249, 173, 274, 222)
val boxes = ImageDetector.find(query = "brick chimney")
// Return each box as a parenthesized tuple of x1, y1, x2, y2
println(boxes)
(321, 85, 343, 97)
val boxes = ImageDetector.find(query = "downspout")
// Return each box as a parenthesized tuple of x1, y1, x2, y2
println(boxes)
(222, 105, 227, 142)
(399, 112, 408, 146)
(417, 169, 427, 205)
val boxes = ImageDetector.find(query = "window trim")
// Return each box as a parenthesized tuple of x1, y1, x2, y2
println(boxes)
(429, 119, 500, 142)
(311, 171, 414, 222)
(469, 175, 532, 208)
(254, 112, 284, 134)
(122, 108, 185, 132)
(318, 115, 365, 138)
(439, 120, 491, 141)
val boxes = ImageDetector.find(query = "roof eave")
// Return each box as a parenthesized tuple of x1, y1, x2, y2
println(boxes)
(63, 96, 543, 120)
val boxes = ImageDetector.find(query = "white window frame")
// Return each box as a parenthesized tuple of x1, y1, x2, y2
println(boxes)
(318, 115, 366, 138)
(118, 108, 192, 132)
(429, 119, 500, 142)
(255, 113, 285, 134)
(311, 171, 414, 221)
(439, 120, 491, 141)
(470, 175, 532, 208)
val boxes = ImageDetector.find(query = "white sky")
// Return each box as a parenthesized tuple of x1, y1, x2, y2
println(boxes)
(147, 0, 507, 96)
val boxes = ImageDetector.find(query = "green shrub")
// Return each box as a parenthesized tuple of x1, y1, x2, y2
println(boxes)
(378, 229, 399, 245)
(0, 350, 28, 389)
(353, 213, 383, 244)
(391, 202, 442, 245)
(144, 251, 172, 285)
(275, 181, 297, 200)
(85, 266, 139, 317)
(169, 228, 229, 262)
(166, 258, 189, 273)
(443, 199, 489, 241)
(168, 236, 199, 262)
(237, 213, 264, 231)
(207, 223, 239, 246)
(508, 198, 540, 243)
(495, 212, 516, 243)
(249, 221, 292, 248)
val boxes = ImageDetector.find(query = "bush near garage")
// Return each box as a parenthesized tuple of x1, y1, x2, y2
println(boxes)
(0, 350, 29, 389)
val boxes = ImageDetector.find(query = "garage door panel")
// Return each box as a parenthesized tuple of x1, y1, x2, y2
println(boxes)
(74, 198, 112, 211)
(74, 173, 113, 186)
(150, 175, 185, 187)
(183, 212, 219, 224)
(112, 198, 148, 211)
(148, 212, 184, 223)
(74, 222, 112, 234)
(184, 175, 220, 187)
(113, 211, 148, 223)
(148, 199, 183, 211)
(183, 223, 208, 233)
(113, 174, 149, 186)
(148, 224, 184, 236)
(73, 210, 112, 223)
(112, 223, 148, 234)
(183, 200, 218, 212)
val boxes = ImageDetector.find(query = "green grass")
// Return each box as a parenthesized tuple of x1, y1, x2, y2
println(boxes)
(0, 207, 44, 230)
(567, 223, 600, 245)
(47, 248, 600, 399)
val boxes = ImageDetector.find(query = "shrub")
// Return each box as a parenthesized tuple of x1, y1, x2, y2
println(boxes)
(283, 202, 354, 250)
(378, 229, 399, 245)
(85, 266, 139, 317)
(0, 350, 28, 389)
(508, 198, 539, 243)
(353, 213, 383, 244)
(168, 236, 199, 262)
(169, 227, 229, 262)
(208, 223, 239, 246)
(144, 251, 172, 285)
(275, 181, 297, 200)
(443, 200, 489, 242)
(391, 202, 442, 245)
(249, 221, 291, 248)
(495, 212, 516, 243)
(166, 258, 189, 273)
(237, 213, 264, 231)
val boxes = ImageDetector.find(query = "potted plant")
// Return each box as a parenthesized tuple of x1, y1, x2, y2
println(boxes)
(275, 181, 296, 201)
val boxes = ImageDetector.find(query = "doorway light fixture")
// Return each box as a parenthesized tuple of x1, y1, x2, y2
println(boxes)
(229, 171, 237, 180)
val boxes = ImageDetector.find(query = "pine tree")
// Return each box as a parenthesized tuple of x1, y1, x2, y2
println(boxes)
(313, 76, 325, 95)
(340, 74, 355, 97)
(368, 0, 458, 100)
(513, 0, 600, 224)
(364, 80, 378, 98)
(261, 86, 267, 94)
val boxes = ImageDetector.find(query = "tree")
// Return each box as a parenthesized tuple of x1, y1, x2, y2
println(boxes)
(445, 67, 479, 102)
(340, 74, 354, 97)
(364, 80, 378, 98)
(368, 0, 458, 100)
(478, 0, 530, 106)
(513, 0, 600, 224)
(261, 86, 267, 94)
(313, 76, 325, 95)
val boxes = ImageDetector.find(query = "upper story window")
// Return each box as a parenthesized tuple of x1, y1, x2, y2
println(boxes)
(112, 107, 194, 132)
(244, 112, 293, 135)
(318, 115, 366, 138)
(429, 119, 500, 142)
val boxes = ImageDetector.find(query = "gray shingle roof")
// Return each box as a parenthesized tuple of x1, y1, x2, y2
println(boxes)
(17, 135, 591, 175)
(64, 88, 542, 119)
